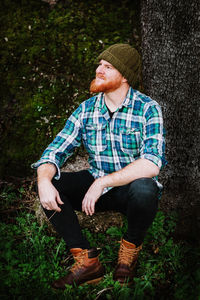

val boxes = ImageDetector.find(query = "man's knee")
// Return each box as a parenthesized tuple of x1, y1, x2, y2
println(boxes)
(128, 178, 159, 208)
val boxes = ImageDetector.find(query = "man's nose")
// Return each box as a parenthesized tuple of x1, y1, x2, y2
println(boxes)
(96, 65, 104, 74)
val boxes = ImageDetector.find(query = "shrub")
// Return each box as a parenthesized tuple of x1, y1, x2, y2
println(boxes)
(0, 184, 199, 299)
(0, 0, 140, 178)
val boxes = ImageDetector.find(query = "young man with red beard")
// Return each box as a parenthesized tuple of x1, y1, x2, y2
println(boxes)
(32, 44, 166, 288)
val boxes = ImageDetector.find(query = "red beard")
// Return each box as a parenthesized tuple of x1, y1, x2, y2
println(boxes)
(90, 76, 122, 93)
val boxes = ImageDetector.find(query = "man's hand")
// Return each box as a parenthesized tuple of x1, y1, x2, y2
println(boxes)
(38, 179, 64, 212)
(37, 163, 63, 212)
(82, 178, 104, 216)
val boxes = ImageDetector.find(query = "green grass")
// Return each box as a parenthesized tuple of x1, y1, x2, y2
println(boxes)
(0, 185, 200, 299)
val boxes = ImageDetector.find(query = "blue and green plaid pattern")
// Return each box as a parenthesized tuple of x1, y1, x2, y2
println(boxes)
(32, 87, 166, 189)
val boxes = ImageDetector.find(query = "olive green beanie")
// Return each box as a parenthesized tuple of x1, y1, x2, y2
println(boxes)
(97, 43, 141, 88)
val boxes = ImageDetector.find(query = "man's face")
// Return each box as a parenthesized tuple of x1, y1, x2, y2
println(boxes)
(90, 60, 125, 93)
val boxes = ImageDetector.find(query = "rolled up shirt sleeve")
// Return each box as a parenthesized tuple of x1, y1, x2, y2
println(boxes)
(140, 102, 167, 169)
(31, 105, 83, 179)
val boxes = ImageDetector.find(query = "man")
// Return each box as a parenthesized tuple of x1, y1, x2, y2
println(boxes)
(32, 44, 166, 288)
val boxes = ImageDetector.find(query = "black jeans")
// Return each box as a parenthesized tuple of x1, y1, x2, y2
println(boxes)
(43, 170, 159, 249)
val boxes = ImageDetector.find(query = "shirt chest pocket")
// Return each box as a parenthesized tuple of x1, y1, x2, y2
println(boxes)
(83, 124, 107, 153)
(119, 127, 141, 155)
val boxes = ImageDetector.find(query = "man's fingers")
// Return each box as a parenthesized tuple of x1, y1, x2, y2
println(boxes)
(83, 204, 89, 215)
(82, 199, 89, 215)
(42, 199, 61, 212)
(90, 202, 95, 215)
(48, 192, 63, 211)
(43, 205, 50, 210)
(82, 197, 87, 212)
(82, 198, 95, 216)
(38, 181, 63, 212)
(52, 200, 62, 212)
(56, 193, 64, 205)
(91, 202, 95, 215)
(88, 200, 93, 215)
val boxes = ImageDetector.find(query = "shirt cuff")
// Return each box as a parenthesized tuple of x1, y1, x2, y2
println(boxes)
(31, 159, 61, 180)
(140, 153, 163, 169)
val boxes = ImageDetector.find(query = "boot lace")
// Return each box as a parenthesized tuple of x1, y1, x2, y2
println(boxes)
(71, 250, 87, 273)
(118, 243, 142, 266)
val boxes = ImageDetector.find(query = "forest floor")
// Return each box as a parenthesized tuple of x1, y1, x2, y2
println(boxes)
(0, 155, 200, 299)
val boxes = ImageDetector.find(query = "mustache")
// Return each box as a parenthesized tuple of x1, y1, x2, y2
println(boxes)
(96, 74, 105, 80)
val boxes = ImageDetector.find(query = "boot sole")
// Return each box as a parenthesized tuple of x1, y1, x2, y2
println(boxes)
(81, 276, 104, 285)
(52, 276, 104, 290)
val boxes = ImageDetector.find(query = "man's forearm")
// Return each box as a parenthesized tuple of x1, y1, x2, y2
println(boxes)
(98, 158, 160, 189)
(37, 163, 63, 212)
(37, 163, 57, 183)
(82, 158, 160, 216)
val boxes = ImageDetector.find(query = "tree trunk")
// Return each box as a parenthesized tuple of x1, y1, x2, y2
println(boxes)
(140, 0, 200, 239)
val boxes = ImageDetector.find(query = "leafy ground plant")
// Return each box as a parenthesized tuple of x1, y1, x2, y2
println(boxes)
(0, 184, 200, 299)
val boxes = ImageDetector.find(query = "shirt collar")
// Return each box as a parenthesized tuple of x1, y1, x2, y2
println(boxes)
(122, 87, 134, 108)
(95, 87, 134, 110)
(95, 92, 105, 109)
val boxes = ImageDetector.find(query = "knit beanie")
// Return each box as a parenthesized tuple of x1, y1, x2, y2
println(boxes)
(97, 44, 141, 88)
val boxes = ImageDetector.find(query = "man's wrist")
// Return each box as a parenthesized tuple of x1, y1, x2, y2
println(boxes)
(96, 176, 108, 189)
(37, 176, 52, 185)
(37, 163, 56, 183)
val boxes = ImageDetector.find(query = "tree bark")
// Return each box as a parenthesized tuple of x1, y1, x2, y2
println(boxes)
(140, 0, 200, 238)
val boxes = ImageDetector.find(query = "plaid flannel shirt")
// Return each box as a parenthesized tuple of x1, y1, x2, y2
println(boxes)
(32, 87, 166, 191)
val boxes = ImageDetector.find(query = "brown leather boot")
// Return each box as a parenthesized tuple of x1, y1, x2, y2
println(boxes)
(52, 247, 104, 289)
(113, 239, 142, 286)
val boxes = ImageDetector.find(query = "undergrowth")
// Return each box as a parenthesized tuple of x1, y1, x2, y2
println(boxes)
(0, 184, 199, 299)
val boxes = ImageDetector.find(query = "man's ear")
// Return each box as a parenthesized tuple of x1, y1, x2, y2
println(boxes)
(122, 77, 128, 83)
